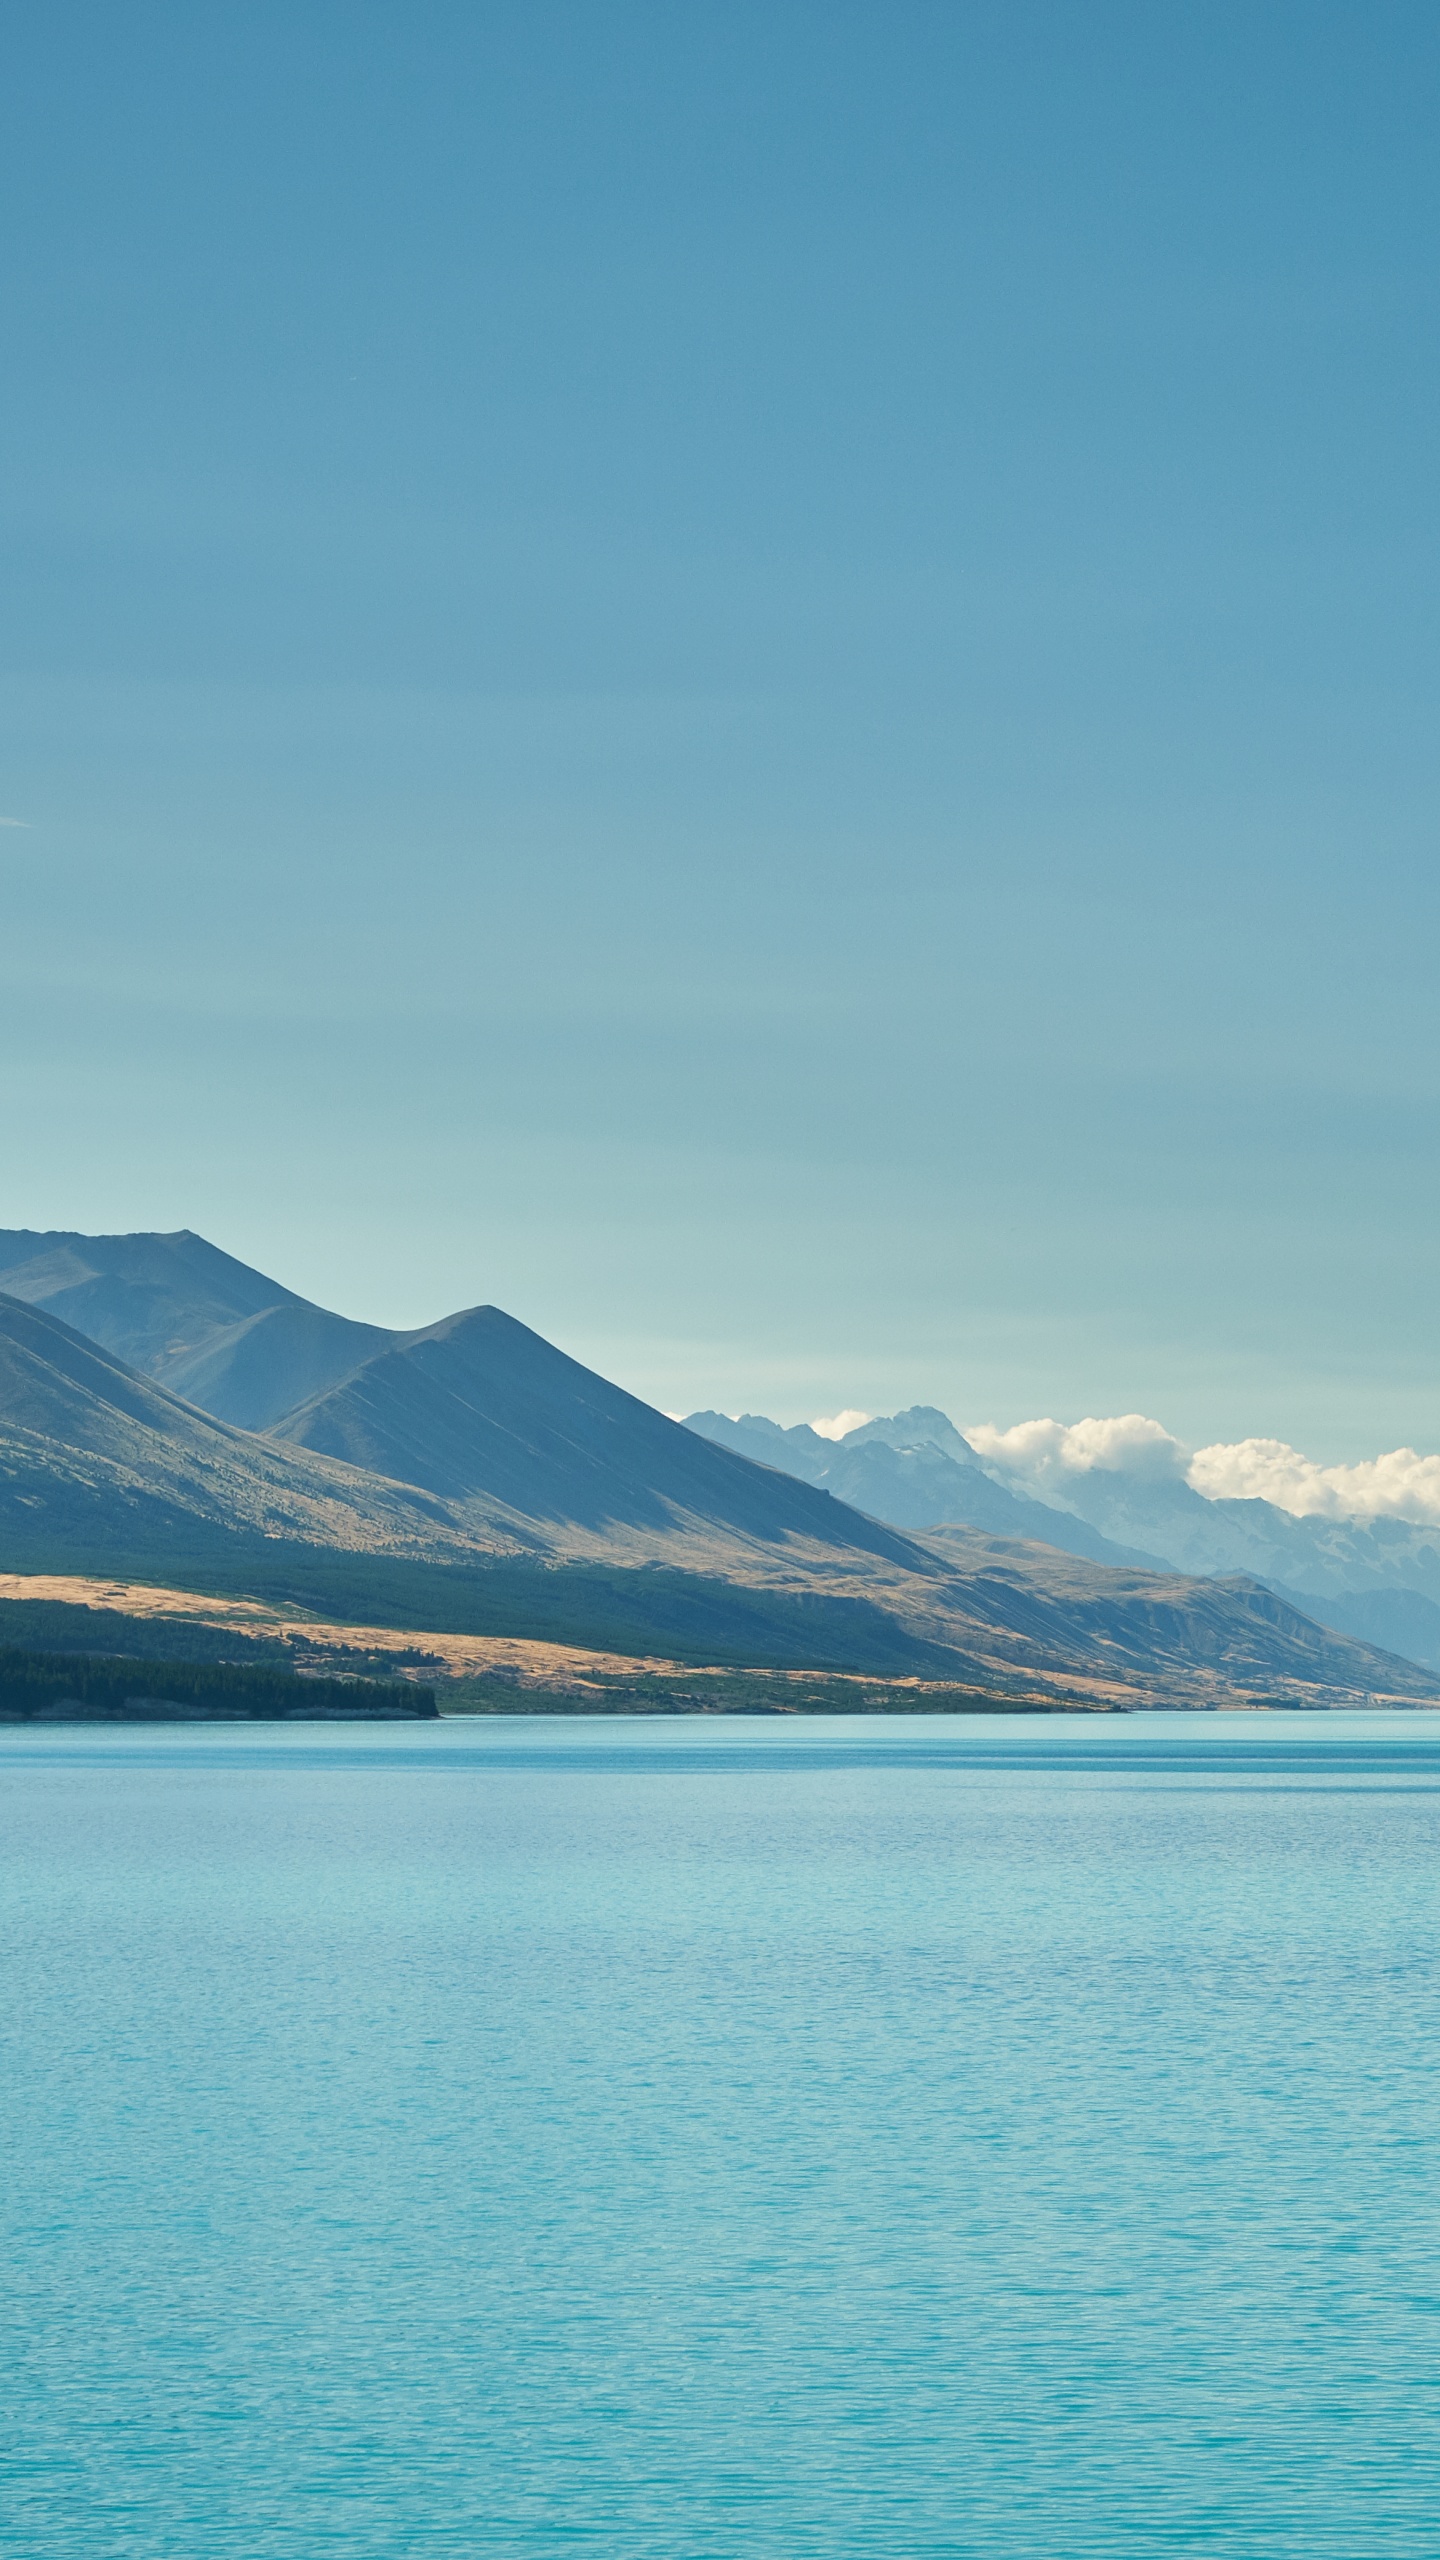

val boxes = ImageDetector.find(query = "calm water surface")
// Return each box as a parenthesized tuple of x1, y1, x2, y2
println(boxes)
(4, 1712, 1439, 2558)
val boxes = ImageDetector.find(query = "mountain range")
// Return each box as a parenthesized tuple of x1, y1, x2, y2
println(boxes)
(685, 1407, 1165, 1568)
(684, 1405, 1440, 1671)
(0, 1239, 916, 1575)
(1, 1225, 1436, 1709)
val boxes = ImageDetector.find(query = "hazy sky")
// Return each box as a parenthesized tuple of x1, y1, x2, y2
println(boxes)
(3, 4, 1438, 1456)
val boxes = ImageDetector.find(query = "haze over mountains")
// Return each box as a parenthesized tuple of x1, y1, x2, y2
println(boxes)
(1, 1227, 1437, 1709)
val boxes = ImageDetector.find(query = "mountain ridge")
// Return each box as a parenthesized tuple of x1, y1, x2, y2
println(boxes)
(0, 1229, 386, 1427)
(2, 1230, 1437, 1708)
(688, 1401, 1440, 1670)
(684, 1408, 1167, 1570)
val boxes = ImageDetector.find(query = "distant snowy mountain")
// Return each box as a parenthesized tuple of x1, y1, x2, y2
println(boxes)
(683, 1409, 1165, 1571)
(967, 1428, 1440, 1618)
(685, 1403, 1440, 1672)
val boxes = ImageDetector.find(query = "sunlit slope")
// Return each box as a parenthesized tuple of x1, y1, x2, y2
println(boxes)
(914, 1525, 1438, 1703)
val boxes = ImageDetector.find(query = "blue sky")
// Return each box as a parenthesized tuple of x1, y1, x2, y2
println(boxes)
(2, 3, 1438, 1456)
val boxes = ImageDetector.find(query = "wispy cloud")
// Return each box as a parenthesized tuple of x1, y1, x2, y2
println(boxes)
(811, 1409, 871, 1441)
(0, 815, 30, 828)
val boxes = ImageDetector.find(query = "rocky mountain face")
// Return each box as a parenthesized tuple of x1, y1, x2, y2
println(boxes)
(0, 1285, 921, 1579)
(267, 1302, 924, 1564)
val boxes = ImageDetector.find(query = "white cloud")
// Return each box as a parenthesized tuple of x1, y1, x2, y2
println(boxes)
(0, 816, 30, 828)
(1188, 1438, 1440, 1525)
(965, 1412, 1188, 1493)
(811, 1409, 871, 1441)
(966, 1408, 1440, 1528)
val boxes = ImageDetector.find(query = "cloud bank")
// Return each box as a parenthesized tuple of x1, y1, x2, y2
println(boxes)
(966, 1414, 1440, 1527)
(965, 1413, 1188, 1489)
(812, 1409, 871, 1441)
(1187, 1438, 1440, 1524)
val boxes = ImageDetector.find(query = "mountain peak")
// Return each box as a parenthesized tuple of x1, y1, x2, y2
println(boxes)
(841, 1405, 979, 1463)
(0, 1227, 385, 1430)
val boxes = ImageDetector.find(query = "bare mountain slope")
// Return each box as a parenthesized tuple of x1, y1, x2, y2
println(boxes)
(269, 1305, 926, 1564)
(0, 1291, 514, 1561)
(915, 1526, 1436, 1703)
(0, 1290, 935, 1589)
(0, 1229, 385, 1428)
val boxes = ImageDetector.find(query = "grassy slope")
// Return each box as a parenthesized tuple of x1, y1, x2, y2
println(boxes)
(0, 1528, 961, 1673)
(4, 1521, 1438, 1709)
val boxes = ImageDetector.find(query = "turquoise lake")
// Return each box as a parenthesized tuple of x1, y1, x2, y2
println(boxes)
(4, 1712, 1439, 2557)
